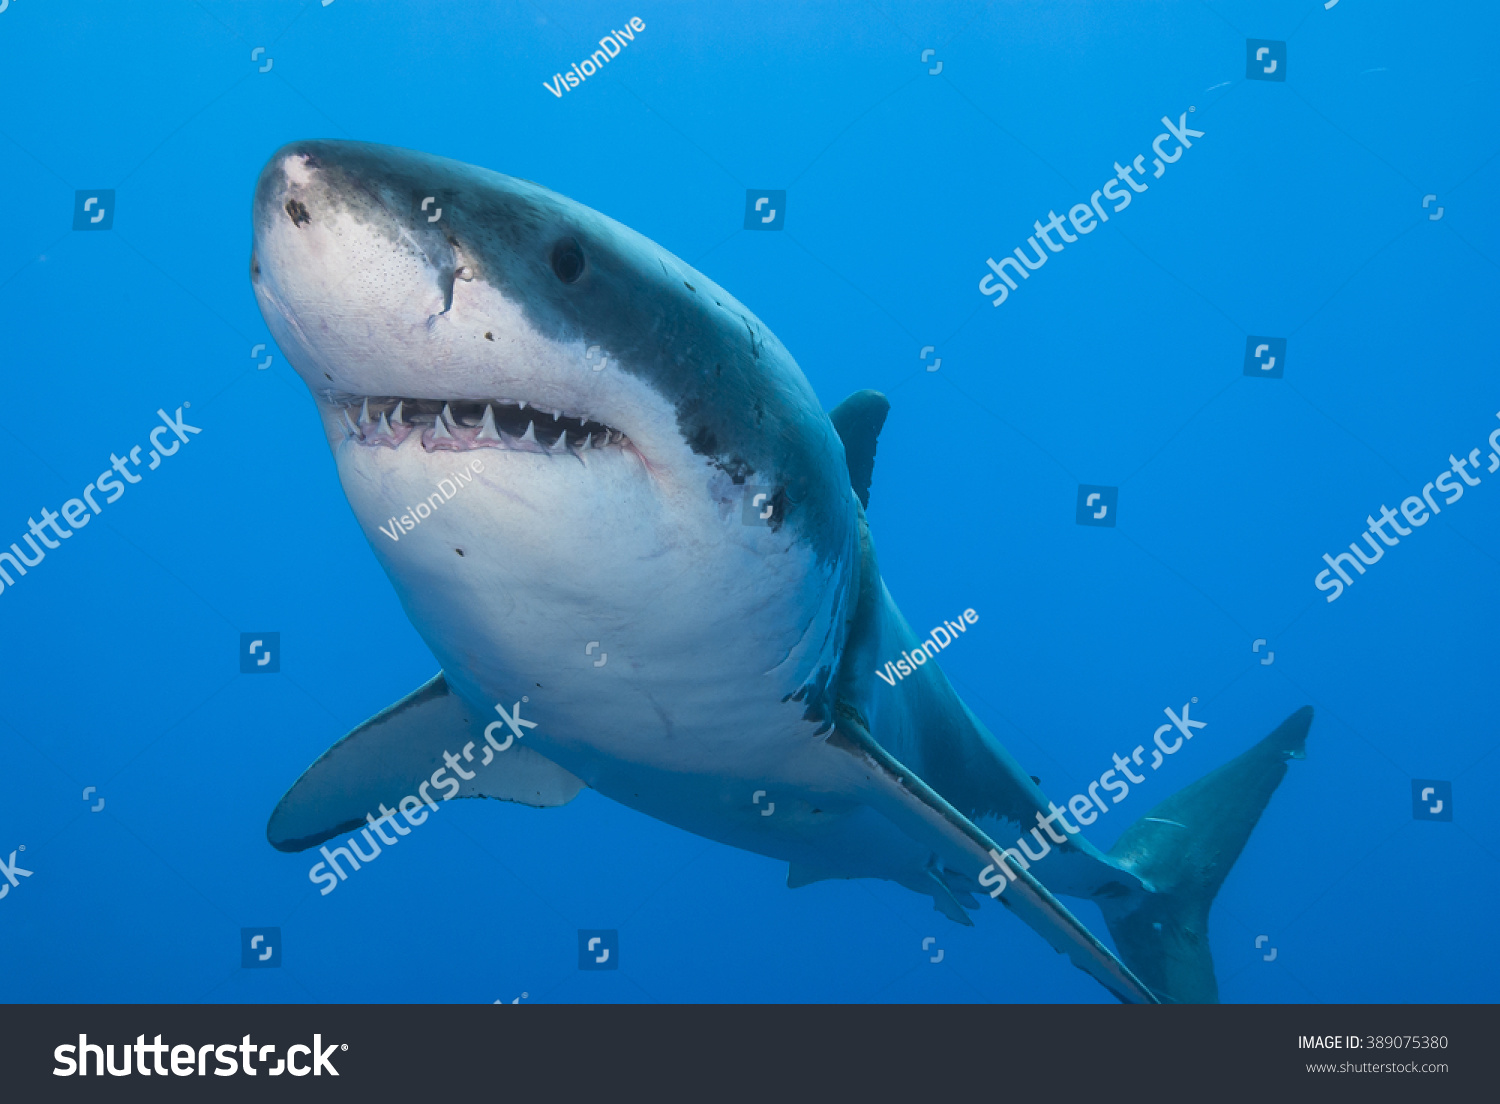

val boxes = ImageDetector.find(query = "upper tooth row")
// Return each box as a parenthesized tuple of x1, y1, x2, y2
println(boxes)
(339, 400, 623, 454)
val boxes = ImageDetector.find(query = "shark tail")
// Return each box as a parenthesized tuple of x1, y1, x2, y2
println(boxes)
(1096, 706, 1312, 1003)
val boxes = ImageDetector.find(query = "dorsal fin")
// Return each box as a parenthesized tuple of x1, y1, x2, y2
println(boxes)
(829, 390, 889, 508)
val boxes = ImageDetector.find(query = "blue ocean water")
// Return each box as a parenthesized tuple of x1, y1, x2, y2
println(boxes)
(1, 0, 1495, 1005)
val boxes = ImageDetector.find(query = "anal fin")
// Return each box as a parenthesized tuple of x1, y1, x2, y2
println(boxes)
(927, 867, 977, 926)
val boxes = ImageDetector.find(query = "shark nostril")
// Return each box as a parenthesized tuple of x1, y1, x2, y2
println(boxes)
(285, 199, 311, 227)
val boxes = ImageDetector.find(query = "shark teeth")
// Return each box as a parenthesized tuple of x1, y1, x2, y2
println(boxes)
(327, 392, 627, 456)
(477, 405, 503, 442)
(350, 405, 411, 449)
(421, 405, 461, 451)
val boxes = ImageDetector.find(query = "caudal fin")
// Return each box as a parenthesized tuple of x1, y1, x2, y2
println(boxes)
(1098, 706, 1313, 1003)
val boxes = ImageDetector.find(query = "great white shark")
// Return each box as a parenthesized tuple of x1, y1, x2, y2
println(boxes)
(252, 140, 1313, 1004)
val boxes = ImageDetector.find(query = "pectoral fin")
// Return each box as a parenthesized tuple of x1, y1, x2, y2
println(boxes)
(267, 673, 585, 852)
(829, 718, 1157, 1004)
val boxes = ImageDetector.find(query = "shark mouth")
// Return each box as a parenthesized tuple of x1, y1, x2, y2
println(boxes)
(326, 393, 629, 457)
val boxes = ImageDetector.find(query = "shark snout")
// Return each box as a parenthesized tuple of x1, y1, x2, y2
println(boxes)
(250, 140, 649, 464)
(253, 141, 367, 218)
(253, 140, 458, 275)
(252, 142, 332, 238)
(250, 141, 478, 396)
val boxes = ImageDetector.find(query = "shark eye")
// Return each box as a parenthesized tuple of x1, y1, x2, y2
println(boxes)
(550, 237, 585, 284)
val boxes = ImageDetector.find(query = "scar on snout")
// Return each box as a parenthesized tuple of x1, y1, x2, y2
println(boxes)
(285, 199, 311, 227)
